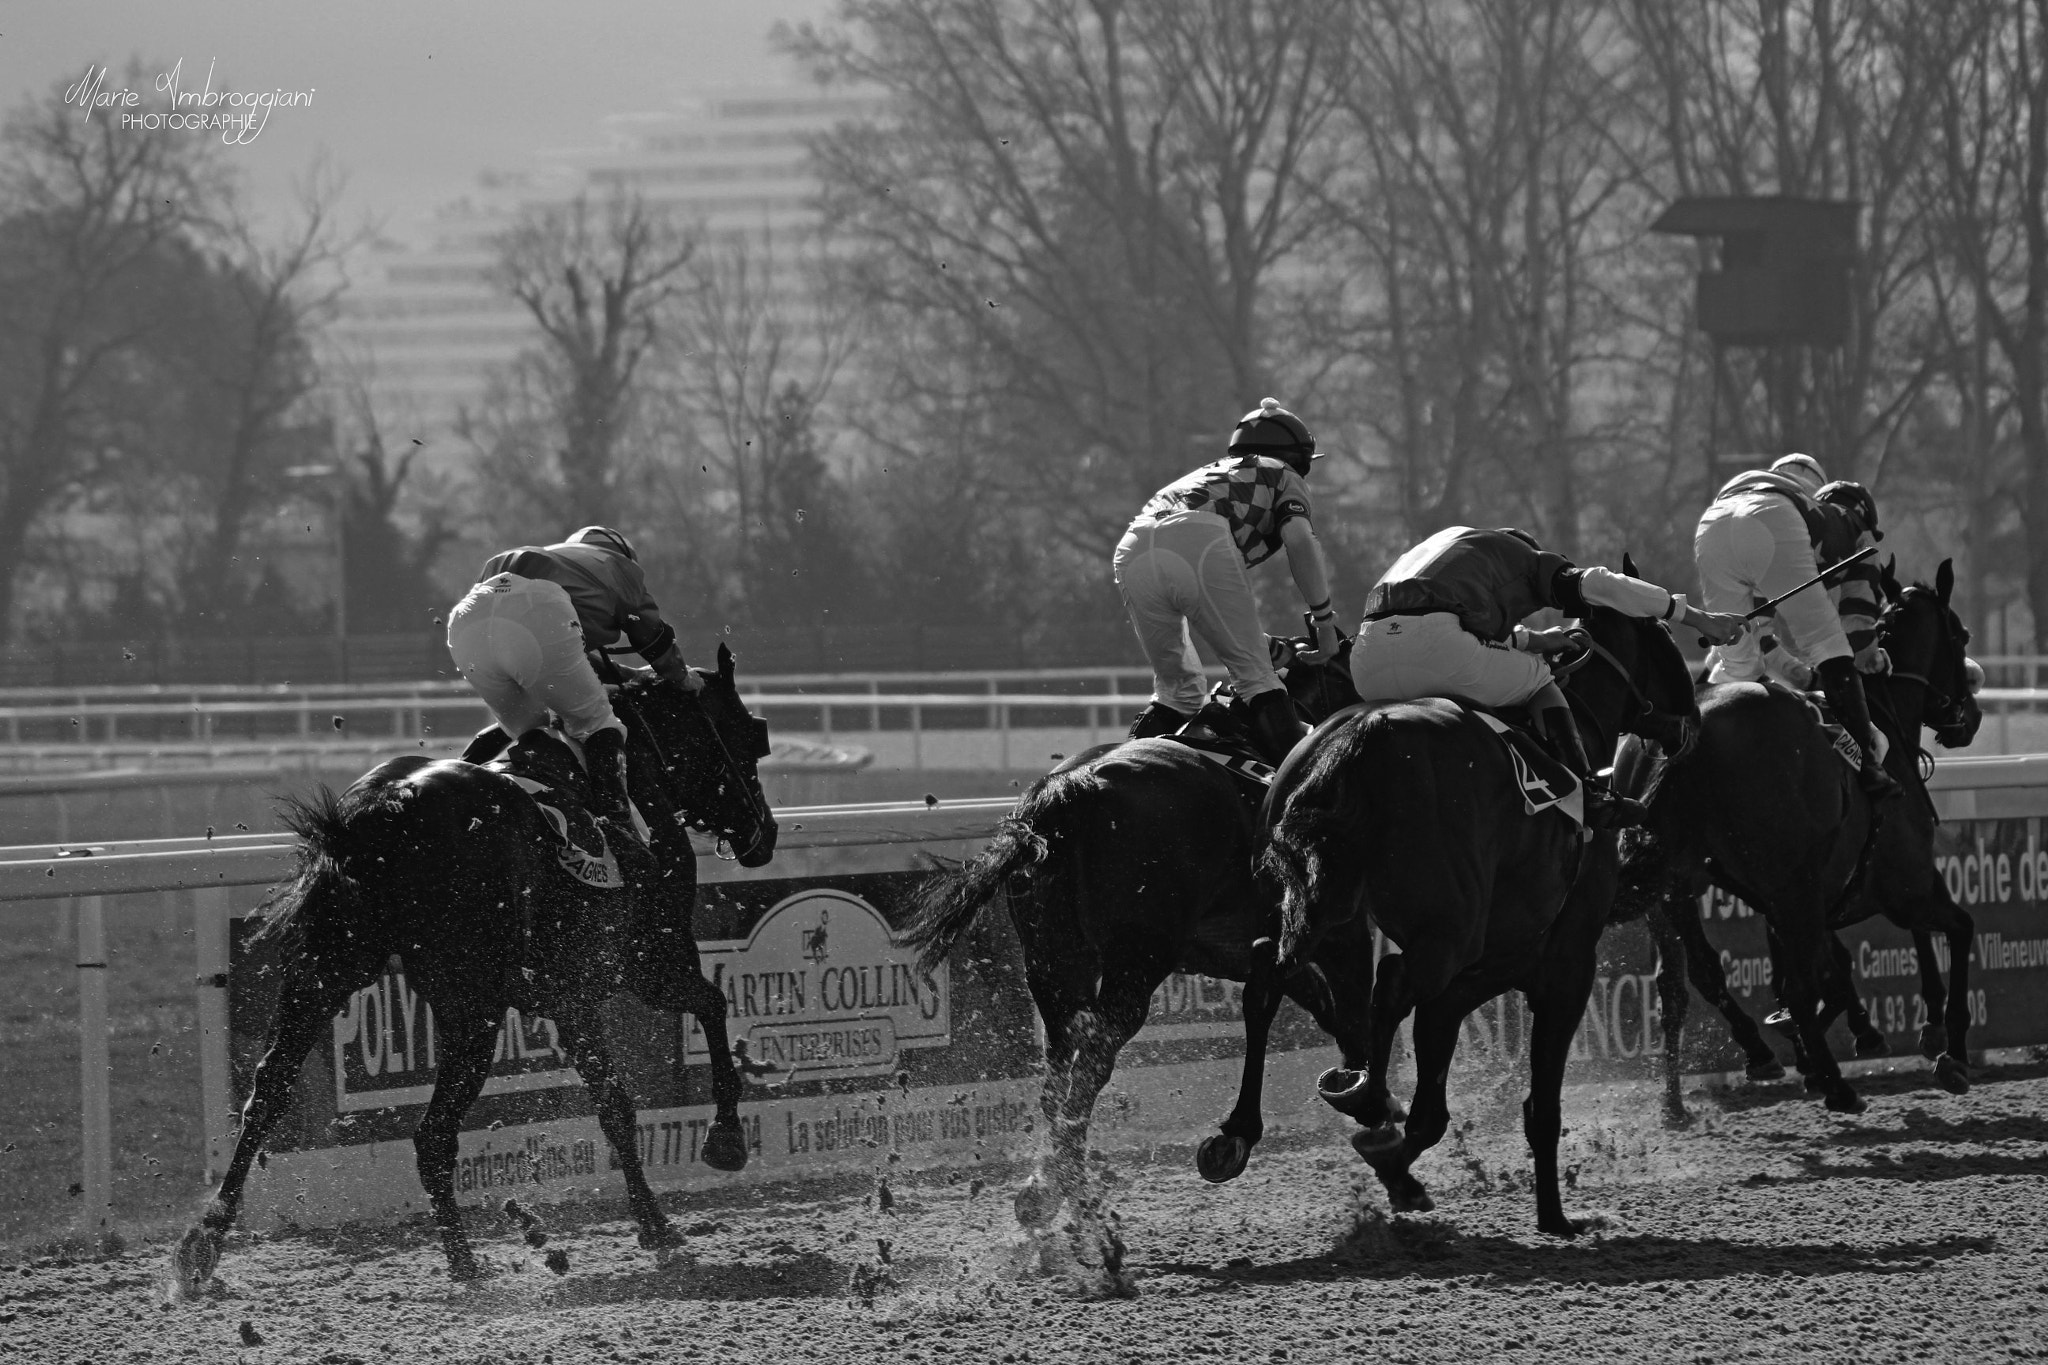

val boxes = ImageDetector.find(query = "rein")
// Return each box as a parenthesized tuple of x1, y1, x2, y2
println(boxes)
(599, 657, 773, 863)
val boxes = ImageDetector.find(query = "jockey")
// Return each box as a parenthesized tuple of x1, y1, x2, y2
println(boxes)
(1351, 526, 1749, 829)
(1115, 397, 1342, 765)
(444, 526, 703, 840)
(1694, 454, 1901, 799)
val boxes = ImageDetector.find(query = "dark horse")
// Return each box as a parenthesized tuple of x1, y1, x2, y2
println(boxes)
(1260, 587, 1700, 1236)
(1619, 561, 1981, 1122)
(170, 645, 778, 1288)
(900, 648, 1371, 1224)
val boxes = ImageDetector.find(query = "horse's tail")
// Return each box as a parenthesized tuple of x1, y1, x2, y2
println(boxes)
(900, 768, 1088, 974)
(1259, 711, 1377, 972)
(246, 785, 403, 960)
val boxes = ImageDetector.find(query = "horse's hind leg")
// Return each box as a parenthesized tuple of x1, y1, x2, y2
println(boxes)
(411, 1006, 503, 1280)
(1815, 934, 1888, 1057)
(1033, 963, 1156, 1219)
(554, 1004, 676, 1249)
(1666, 896, 1782, 1086)
(174, 961, 368, 1294)
(1358, 992, 1464, 1215)
(1198, 937, 1284, 1183)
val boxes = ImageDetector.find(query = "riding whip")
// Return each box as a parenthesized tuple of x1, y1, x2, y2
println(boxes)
(1697, 544, 1879, 648)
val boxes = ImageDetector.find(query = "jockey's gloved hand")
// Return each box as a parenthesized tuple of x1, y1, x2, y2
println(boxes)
(1267, 634, 1300, 671)
(1513, 626, 1579, 654)
(1689, 608, 1750, 646)
(1854, 643, 1891, 676)
(650, 648, 706, 694)
(1296, 615, 1343, 666)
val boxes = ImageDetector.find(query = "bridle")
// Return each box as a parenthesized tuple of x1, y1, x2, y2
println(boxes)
(1878, 590, 1975, 741)
(599, 659, 775, 863)
(1553, 622, 1700, 760)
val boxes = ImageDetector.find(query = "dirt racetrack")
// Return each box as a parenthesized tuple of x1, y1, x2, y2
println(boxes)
(6, 1060, 2048, 1364)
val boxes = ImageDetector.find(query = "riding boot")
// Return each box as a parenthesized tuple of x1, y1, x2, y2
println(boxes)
(1816, 657, 1903, 801)
(581, 728, 648, 850)
(1128, 700, 1194, 741)
(1244, 688, 1307, 767)
(460, 724, 511, 765)
(1535, 703, 1645, 831)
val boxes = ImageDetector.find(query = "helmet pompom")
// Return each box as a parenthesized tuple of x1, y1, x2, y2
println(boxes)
(1259, 396, 1282, 414)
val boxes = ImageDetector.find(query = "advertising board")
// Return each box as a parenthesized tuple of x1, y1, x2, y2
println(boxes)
(217, 766, 2048, 1228)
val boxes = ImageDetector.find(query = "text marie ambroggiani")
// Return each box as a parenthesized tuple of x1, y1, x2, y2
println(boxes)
(63, 60, 314, 146)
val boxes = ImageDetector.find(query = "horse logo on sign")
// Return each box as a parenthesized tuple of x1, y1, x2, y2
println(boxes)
(801, 909, 830, 963)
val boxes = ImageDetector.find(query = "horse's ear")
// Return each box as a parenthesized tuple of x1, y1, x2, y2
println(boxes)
(1879, 556, 1902, 603)
(1621, 550, 1640, 579)
(717, 641, 735, 679)
(1936, 558, 1955, 606)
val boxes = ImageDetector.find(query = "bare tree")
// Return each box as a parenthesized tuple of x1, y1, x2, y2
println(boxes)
(785, 0, 1351, 560)
(663, 230, 861, 618)
(0, 65, 225, 642)
(179, 161, 360, 627)
(486, 191, 696, 526)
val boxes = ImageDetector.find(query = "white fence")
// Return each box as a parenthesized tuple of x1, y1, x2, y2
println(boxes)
(0, 804, 1013, 1247)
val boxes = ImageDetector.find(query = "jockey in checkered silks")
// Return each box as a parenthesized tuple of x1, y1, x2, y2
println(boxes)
(1114, 397, 1342, 765)
(444, 526, 704, 846)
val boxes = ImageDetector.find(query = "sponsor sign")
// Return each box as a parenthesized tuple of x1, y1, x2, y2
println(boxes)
(218, 793, 2048, 1228)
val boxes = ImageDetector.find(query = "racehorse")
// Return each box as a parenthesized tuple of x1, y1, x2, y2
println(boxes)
(1618, 561, 1981, 1123)
(1259, 579, 1701, 1237)
(169, 645, 777, 1288)
(900, 647, 1371, 1224)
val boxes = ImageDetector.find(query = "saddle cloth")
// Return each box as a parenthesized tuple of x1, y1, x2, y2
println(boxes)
(1768, 680, 1887, 773)
(480, 731, 640, 891)
(1468, 711, 1585, 828)
(1162, 697, 1279, 806)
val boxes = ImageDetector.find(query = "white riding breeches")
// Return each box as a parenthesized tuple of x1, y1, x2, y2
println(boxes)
(1114, 510, 1283, 715)
(1348, 610, 1555, 709)
(1694, 492, 1851, 684)
(445, 573, 624, 742)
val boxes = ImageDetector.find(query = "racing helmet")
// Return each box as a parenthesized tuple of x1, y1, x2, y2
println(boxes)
(1769, 453, 1828, 496)
(566, 526, 638, 561)
(1229, 397, 1323, 473)
(1816, 480, 1882, 542)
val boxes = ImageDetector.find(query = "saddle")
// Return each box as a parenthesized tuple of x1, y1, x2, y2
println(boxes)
(1266, 698, 1587, 831)
(1158, 692, 1282, 808)
(1761, 678, 1884, 774)
(479, 730, 633, 892)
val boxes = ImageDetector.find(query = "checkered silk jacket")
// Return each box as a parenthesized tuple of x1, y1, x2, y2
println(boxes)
(1136, 455, 1314, 567)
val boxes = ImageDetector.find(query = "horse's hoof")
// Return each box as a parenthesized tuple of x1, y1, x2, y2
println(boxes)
(700, 1121, 749, 1173)
(1662, 1104, 1693, 1130)
(638, 1223, 685, 1251)
(1853, 1032, 1890, 1060)
(167, 1227, 221, 1300)
(1764, 1008, 1795, 1034)
(1349, 1124, 1402, 1159)
(1745, 1057, 1787, 1082)
(1317, 1068, 1368, 1107)
(1824, 1088, 1867, 1115)
(1934, 1055, 1971, 1095)
(1384, 1183, 1434, 1215)
(1538, 1215, 1584, 1239)
(447, 1252, 492, 1283)
(1012, 1179, 1059, 1229)
(1918, 1024, 1949, 1062)
(1195, 1134, 1252, 1184)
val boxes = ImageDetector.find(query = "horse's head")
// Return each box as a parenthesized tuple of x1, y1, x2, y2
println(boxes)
(622, 643, 779, 867)
(1878, 557, 1981, 749)
(1281, 636, 1361, 725)
(1556, 552, 1703, 760)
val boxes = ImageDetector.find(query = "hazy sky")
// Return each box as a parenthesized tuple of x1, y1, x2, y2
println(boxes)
(1, 0, 834, 235)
